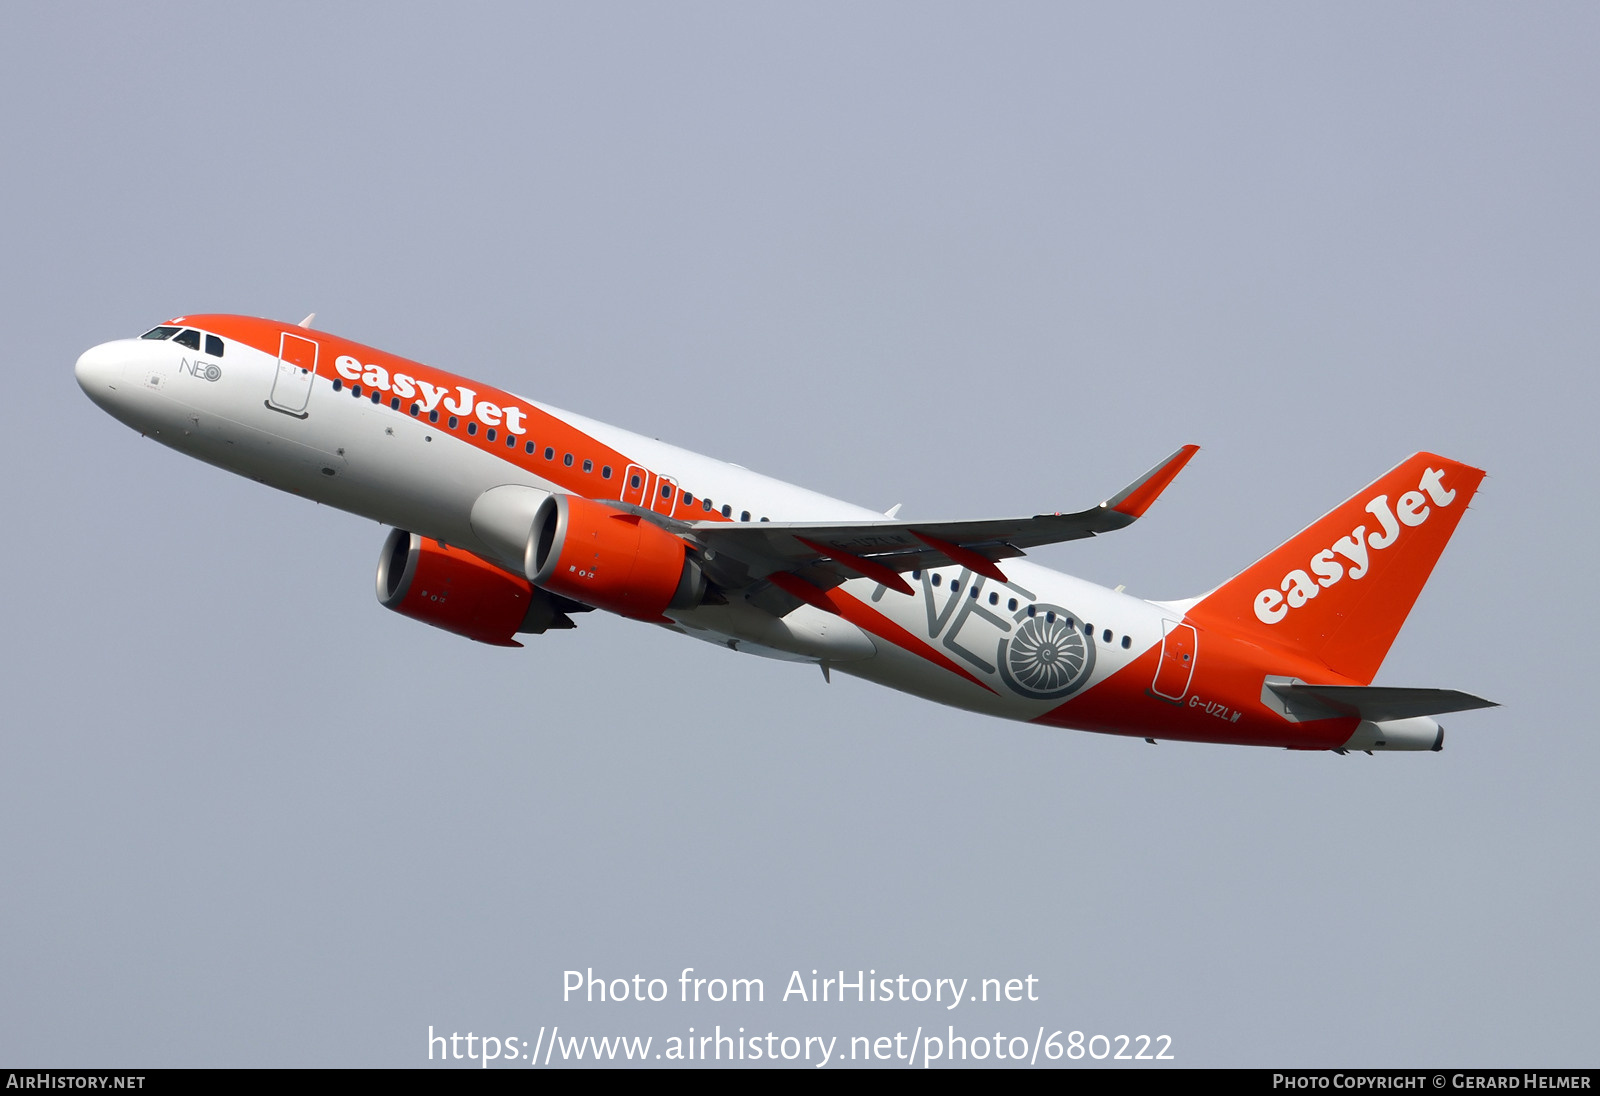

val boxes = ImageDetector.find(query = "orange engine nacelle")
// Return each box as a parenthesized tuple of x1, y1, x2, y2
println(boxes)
(526, 494, 705, 620)
(377, 530, 571, 646)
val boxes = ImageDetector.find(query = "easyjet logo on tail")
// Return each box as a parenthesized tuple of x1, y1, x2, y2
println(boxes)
(1253, 467, 1457, 625)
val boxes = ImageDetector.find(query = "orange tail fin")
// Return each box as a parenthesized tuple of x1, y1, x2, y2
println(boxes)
(1187, 453, 1485, 684)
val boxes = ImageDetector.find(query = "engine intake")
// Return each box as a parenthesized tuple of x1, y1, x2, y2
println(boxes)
(377, 529, 574, 646)
(526, 494, 705, 620)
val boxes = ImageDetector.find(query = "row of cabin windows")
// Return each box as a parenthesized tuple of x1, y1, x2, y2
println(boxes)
(329, 375, 769, 521)
(141, 326, 224, 357)
(128, 336, 766, 522)
(909, 571, 1135, 650)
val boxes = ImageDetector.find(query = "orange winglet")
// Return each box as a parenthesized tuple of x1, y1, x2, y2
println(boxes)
(1105, 444, 1200, 518)
(910, 532, 1007, 583)
(796, 537, 915, 596)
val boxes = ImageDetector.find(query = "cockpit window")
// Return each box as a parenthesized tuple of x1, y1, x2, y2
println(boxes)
(141, 326, 179, 340)
(204, 334, 224, 357)
(172, 329, 201, 350)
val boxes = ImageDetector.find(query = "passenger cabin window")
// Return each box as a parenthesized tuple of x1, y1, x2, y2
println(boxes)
(173, 329, 201, 350)
(204, 334, 224, 357)
(141, 326, 179, 341)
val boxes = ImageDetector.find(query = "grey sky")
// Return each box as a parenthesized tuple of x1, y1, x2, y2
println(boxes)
(2, 2, 1596, 1067)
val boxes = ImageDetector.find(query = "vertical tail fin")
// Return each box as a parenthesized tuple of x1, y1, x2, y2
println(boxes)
(1186, 453, 1485, 684)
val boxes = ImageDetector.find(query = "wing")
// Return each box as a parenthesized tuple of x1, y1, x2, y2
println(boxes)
(659, 445, 1199, 611)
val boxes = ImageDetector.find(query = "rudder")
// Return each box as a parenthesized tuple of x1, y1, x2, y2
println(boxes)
(1186, 453, 1485, 684)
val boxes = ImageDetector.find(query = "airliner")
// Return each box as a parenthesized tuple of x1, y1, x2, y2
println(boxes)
(75, 314, 1496, 752)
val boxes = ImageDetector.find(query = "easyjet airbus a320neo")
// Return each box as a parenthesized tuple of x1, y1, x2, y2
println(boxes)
(76, 315, 1497, 753)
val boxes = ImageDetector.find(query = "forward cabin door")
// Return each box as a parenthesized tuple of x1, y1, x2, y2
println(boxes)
(268, 332, 319, 417)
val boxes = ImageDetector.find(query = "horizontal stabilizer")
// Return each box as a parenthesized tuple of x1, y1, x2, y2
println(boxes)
(1268, 682, 1498, 723)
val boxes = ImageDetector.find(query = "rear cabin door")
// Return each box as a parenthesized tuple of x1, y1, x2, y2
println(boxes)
(1151, 619, 1198, 701)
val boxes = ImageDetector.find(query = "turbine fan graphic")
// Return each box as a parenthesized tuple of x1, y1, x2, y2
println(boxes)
(998, 611, 1095, 701)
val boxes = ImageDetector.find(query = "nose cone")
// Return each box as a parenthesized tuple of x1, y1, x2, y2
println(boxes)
(75, 341, 126, 412)
(74, 337, 140, 419)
